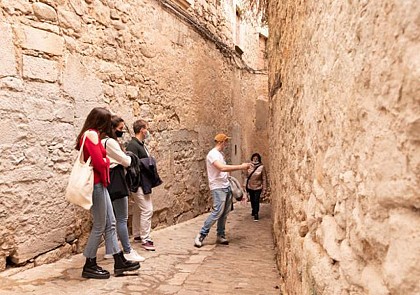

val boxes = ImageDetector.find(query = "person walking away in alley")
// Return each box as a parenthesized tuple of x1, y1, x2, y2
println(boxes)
(126, 119, 157, 251)
(244, 153, 267, 221)
(101, 115, 145, 262)
(75, 107, 140, 279)
(194, 133, 251, 248)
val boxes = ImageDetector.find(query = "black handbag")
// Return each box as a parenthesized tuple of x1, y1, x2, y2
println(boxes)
(104, 138, 130, 200)
(108, 164, 129, 200)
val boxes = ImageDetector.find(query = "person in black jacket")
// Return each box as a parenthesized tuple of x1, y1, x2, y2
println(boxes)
(126, 119, 156, 251)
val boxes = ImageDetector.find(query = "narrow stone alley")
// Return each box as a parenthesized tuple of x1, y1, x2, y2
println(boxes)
(0, 203, 281, 295)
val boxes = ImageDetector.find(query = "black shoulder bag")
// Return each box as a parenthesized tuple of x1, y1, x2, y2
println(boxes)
(105, 139, 130, 201)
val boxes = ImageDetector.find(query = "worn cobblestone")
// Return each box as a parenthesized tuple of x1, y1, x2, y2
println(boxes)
(0, 204, 281, 294)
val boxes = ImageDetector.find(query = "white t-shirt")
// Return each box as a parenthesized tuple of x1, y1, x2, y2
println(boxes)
(206, 148, 229, 190)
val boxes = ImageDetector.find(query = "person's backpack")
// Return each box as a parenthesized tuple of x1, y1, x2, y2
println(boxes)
(228, 176, 244, 201)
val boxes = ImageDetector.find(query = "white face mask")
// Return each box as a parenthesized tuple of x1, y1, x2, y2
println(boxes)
(144, 130, 150, 139)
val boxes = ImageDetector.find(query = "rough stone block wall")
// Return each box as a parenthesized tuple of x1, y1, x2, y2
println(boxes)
(188, 0, 267, 70)
(0, 0, 267, 271)
(267, 0, 419, 294)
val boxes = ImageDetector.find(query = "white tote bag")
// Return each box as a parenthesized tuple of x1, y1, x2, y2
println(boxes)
(65, 132, 94, 210)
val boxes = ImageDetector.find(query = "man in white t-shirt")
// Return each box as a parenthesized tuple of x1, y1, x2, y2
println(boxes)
(194, 133, 250, 248)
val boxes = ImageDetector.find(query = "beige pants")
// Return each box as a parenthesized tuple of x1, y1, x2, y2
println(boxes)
(131, 187, 153, 242)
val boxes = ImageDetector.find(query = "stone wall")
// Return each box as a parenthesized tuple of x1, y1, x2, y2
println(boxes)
(267, 0, 420, 294)
(0, 0, 267, 271)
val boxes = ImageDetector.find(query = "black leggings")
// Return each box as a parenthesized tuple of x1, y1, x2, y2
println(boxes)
(248, 189, 262, 215)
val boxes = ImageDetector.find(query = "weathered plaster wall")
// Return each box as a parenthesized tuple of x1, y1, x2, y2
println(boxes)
(267, 1, 420, 294)
(0, 0, 267, 270)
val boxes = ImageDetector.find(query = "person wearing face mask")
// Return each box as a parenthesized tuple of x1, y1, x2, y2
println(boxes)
(101, 115, 145, 262)
(194, 133, 251, 248)
(244, 153, 267, 221)
(75, 108, 140, 279)
(126, 119, 157, 251)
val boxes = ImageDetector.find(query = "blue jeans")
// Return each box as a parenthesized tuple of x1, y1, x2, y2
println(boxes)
(199, 187, 232, 237)
(105, 197, 131, 254)
(83, 183, 120, 258)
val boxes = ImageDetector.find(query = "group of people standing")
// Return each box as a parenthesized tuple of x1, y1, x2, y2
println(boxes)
(75, 107, 157, 279)
(74, 107, 267, 279)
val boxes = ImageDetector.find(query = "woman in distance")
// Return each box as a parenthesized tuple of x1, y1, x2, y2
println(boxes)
(244, 153, 267, 221)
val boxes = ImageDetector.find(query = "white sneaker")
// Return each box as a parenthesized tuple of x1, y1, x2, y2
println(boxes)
(124, 249, 146, 262)
(216, 236, 229, 245)
(104, 253, 113, 259)
(194, 234, 205, 248)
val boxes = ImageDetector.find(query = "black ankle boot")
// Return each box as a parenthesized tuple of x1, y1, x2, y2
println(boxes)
(113, 251, 140, 276)
(82, 257, 110, 279)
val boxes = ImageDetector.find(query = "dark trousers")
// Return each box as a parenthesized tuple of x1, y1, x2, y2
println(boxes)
(248, 189, 262, 216)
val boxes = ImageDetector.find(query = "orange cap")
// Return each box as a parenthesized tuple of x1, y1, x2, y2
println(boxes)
(214, 133, 231, 142)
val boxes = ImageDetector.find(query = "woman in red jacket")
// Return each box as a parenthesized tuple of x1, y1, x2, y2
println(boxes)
(75, 107, 139, 279)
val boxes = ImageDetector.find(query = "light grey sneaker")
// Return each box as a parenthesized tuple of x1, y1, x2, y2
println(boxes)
(124, 249, 146, 262)
(216, 236, 229, 245)
(194, 234, 205, 248)
(104, 253, 113, 259)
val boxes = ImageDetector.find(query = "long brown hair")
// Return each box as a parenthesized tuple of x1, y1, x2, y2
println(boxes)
(75, 107, 112, 150)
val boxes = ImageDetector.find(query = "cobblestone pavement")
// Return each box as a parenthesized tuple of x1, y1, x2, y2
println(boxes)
(0, 203, 281, 295)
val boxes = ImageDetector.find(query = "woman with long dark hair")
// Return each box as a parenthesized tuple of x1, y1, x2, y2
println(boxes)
(102, 115, 145, 262)
(75, 107, 139, 279)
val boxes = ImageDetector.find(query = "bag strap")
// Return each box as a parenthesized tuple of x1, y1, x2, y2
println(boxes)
(78, 131, 92, 165)
(246, 165, 260, 189)
(104, 138, 110, 149)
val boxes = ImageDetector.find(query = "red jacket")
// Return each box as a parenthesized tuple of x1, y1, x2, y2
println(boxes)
(80, 130, 110, 186)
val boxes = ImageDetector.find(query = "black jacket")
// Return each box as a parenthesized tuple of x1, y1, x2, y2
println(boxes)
(125, 151, 142, 193)
(126, 138, 162, 194)
(126, 137, 149, 159)
(139, 157, 163, 194)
